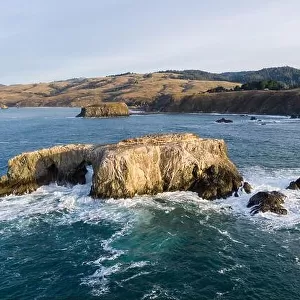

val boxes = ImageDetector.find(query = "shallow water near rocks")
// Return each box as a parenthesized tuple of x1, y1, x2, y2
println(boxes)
(0, 108, 300, 299)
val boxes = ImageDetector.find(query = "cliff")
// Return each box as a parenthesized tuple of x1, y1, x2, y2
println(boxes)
(76, 102, 129, 117)
(147, 90, 300, 115)
(0, 133, 243, 200)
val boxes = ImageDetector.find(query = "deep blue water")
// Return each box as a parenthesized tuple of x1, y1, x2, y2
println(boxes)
(0, 108, 300, 299)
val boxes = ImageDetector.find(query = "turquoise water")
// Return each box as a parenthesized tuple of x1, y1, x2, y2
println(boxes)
(0, 108, 299, 299)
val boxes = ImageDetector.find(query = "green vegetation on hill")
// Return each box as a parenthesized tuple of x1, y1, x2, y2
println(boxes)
(239, 80, 284, 91)
(207, 80, 284, 93)
(161, 66, 300, 88)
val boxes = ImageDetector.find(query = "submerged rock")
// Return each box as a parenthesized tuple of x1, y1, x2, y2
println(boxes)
(287, 177, 300, 190)
(0, 133, 243, 200)
(76, 102, 129, 117)
(247, 191, 287, 215)
(215, 118, 233, 123)
(290, 114, 300, 119)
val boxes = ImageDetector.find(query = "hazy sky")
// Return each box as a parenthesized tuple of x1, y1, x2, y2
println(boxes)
(1, 0, 300, 84)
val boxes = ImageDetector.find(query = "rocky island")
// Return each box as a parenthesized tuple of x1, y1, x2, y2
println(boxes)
(0, 133, 243, 200)
(76, 102, 129, 117)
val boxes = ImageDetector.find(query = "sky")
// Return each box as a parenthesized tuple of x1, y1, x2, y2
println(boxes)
(1, 0, 300, 84)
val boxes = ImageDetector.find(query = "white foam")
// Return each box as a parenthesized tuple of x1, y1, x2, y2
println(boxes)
(81, 263, 122, 296)
(92, 225, 131, 265)
(141, 285, 179, 300)
(82, 259, 151, 295)
(121, 271, 150, 282)
(1, 165, 299, 233)
(218, 263, 245, 274)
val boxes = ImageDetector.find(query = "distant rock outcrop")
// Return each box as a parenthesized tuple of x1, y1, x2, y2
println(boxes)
(76, 102, 129, 117)
(0, 103, 8, 109)
(0, 133, 243, 200)
(290, 114, 300, 119)
(287, 177, 300, 190)
(215, 118, 233, 123)
(247, 191, 287, 215)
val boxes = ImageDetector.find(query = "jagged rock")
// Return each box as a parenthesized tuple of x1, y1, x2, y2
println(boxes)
(290, 114, 300, 119)
(215, 118, 233, 123)
(247, 191, 287, 215)
(0, 133, 243, 200)
(76, 102, 129, 117)
(287, 177, 300, 190)
(243, 182, 252, 194)
(250, 116, 257, 120)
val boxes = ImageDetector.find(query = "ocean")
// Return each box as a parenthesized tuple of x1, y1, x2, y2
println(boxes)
(0, 108, 299, 300)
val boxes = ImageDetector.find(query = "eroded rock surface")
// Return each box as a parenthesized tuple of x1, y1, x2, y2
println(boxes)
(243, 182, 252, 194)
(0, 133, 243, 200)
(247, 191, 287, 215)
(76, 102, 129, 117)
(90, 133, 243, 199)
(0, 144, 93, 196)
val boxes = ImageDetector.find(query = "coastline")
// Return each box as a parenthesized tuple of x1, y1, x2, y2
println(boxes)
(1, 106, 297, 118)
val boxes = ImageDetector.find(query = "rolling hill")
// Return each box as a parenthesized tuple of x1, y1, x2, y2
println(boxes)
(1, 67, 300, 115)
(0, 73, 239, 107)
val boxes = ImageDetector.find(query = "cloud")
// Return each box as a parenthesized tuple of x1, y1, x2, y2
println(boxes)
(0, 0, 300, 84)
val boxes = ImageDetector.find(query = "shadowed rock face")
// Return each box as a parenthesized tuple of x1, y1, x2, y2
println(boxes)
(0, 144, 93, 196)
(215, 118, 233, 123)
(0, 133, 243, 200)
(76, 102, 129, 117)
(242, 182, 252, 194)
(247, 191, 287, 215)
(287, 177, 300, 190)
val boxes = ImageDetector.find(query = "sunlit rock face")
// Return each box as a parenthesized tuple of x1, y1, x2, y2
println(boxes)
(76, 102, 129, 118)
(0, 133, 243, 200)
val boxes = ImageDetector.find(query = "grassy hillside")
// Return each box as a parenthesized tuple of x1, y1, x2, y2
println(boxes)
(0, 73, 239, 107)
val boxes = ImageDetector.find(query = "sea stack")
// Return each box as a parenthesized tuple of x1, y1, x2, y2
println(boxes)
(0, 103, 8, 109)
(76, 102, 129, 117)
(0, 133, 243, 200)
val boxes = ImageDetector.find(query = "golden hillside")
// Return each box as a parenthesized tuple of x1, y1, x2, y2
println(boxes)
(0, 72, 240, 107)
